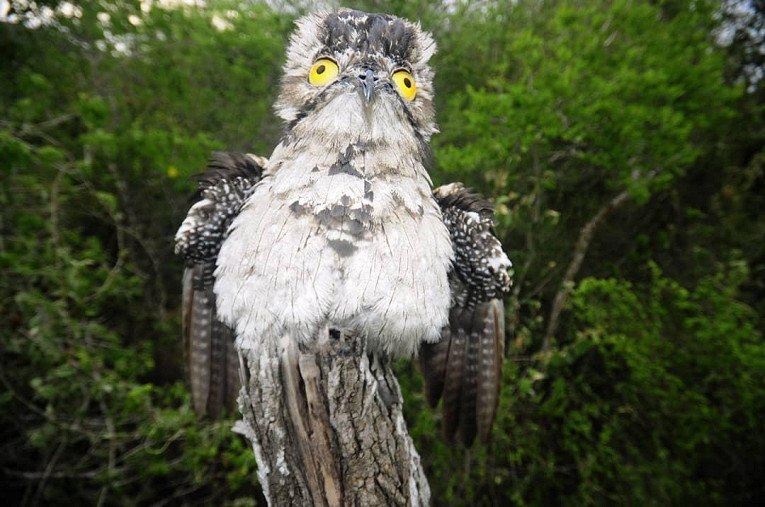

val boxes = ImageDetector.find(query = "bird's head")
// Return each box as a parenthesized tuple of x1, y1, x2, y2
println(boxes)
(275, 10, 438, 145)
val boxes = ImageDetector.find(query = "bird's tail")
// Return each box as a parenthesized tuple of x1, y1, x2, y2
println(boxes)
(419, 299, 505, 446)
(183, 267, 241, 418)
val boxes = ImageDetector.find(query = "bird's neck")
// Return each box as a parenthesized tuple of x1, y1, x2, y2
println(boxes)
(264, 127, 434, 225)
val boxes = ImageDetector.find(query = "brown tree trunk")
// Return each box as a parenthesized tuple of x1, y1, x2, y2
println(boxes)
(234, 328, 430, 506)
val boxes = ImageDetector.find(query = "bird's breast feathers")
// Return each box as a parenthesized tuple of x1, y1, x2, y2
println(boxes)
(214, 143, 453, 357)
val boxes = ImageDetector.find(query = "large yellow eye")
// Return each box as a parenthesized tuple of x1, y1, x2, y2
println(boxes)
(308, 58, 339, 86)
(392, 69, 416, 101)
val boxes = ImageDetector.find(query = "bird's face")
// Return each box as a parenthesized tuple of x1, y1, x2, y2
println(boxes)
(276, 10, 438, 143)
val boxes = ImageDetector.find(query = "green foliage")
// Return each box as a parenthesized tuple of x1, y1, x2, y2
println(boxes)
(556, 266, 761, 504)
(429, 0, 745, 354)
(2, 0, 764, 505)
(0, 131, 259, 504)
(407, 265, 763, 505)
(436, 0, 734, 189)
(0, 1, 281, 503)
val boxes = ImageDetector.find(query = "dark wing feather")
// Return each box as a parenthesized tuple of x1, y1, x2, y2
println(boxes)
(183, 267, 210, 413)
(419, 321, 451, 407)
(475, 299, 505, 442)
(438, 310, 466, 440)
(175, 152, 265, 418)
(421, 183, 512, 446)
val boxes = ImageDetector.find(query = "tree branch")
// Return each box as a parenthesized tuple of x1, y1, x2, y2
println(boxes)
(236, 329, 430, 506)
(542, 189, 631, 352)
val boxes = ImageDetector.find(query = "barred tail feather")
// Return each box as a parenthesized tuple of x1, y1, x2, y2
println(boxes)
(475, 299, 504, 443)
(458, 308, 481, 445)
(421, 300, 505, 446)
(184, 267, 212, 415)
(440, 316, 466, 441)
(182, 266, 240, 418)
(419, 326, 452, 407)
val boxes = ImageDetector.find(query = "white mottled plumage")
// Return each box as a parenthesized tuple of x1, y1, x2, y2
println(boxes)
(215, 94, 452, 356)
(214, 10, 452, 356)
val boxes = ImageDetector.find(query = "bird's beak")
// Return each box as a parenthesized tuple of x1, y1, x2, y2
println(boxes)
(358, 68, 375, 104)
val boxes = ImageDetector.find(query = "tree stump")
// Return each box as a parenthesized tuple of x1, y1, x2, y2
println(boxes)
(234, 327, 430, 506)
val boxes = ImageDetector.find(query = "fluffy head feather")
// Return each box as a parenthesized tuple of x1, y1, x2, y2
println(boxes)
(275, 9, 438, 141)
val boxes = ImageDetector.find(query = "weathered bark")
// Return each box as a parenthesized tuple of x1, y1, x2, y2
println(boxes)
(234, 328, 430, 506)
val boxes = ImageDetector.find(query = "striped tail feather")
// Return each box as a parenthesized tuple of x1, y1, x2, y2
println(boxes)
(419, 324, 451, 407)
(475, 299, 505, 443)
(183, 267, 210, 414)
(440, 318, 467, 441)
(420, 300, 505, 446)
(182, 265, 241, 418)
(458, 308, 481, 445)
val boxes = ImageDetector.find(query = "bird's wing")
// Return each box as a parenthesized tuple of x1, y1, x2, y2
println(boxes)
(420, 183, 513, 445)
(175, 151, 266, 418)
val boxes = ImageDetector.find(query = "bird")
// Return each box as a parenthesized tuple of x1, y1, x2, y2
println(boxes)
(174, 9, 512, 446)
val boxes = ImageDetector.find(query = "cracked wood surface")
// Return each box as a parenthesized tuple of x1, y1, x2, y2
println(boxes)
(236, 329, 430, 506)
